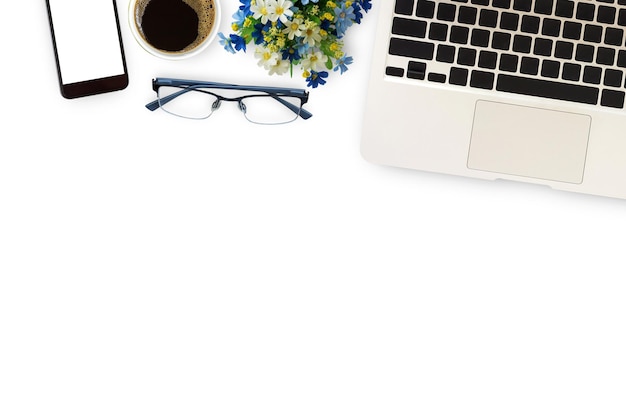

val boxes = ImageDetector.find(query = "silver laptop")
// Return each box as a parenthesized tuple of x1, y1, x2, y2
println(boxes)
(361, 0, 626, 199)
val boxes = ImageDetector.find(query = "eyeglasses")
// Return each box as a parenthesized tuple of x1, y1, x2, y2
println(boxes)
(145, 78, 312, 125)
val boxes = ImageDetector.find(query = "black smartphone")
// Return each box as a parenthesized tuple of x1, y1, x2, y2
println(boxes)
(45, 0, 129, 99)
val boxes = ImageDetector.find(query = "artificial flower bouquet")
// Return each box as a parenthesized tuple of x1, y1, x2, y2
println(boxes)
(219, 0, 372, 87)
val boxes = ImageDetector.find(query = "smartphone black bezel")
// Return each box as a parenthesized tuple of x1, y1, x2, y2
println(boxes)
(45, 0, 129, 99)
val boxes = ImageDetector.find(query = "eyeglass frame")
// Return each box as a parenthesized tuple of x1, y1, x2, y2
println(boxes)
(145, 78, 313, 123)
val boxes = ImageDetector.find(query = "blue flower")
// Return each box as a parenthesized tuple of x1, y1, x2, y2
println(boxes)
(353, 0, 372, 23)
(320, 19, 331, 32)
(352, 3, 364, 24)
(282, 46, 301, 62)
(297, 42, 312, 56)
(252, 22, 270, 45)
(239, 0, 251, 14)
(232, 9, 247, 27)
(299, 0, 319, 5)
(230, 34, 247, 52)
(306, 71, 328, 88)
(333, 56, 353, 74)
(334, 3, 356, 37)
(218, 32, 235, 53)
(358, 0, 372, 12)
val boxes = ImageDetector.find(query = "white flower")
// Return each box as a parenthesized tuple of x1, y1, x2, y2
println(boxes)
(268, 59, 291, 75)
(250, 0, 271, 25)
(301, 50, 326, 72)
(268, 0, 294, 25)
(255, 46, 279, 70)
(301, 21, 322, 47)
(282, 17, 305, 40)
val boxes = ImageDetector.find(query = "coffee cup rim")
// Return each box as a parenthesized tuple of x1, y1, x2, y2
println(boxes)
(128, 0, 221, 60)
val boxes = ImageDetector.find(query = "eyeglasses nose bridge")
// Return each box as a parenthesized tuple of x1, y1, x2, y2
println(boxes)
(211, 99, 222, 111)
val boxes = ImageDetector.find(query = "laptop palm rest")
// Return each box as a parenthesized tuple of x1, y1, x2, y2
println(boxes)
(467, 100, 591, 184)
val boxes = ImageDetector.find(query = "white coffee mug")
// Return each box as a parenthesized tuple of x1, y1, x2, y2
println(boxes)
(128, 0, 221, 60)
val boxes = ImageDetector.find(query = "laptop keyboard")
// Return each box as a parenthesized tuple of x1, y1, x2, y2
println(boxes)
(387, 0, 626, 109)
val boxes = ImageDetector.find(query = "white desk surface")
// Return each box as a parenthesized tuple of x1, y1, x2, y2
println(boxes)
(2, 2, 625, 416)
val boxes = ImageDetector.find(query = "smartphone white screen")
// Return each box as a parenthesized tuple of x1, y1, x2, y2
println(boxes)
(48, 0, 125, 85)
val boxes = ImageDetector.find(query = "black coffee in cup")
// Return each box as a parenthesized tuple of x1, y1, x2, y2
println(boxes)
(133, 0, 216, 54)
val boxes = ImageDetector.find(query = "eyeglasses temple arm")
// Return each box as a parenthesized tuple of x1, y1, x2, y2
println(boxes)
(145, 98, 162, 111)
(145, 87, 191, 111)
(272, 96, 313, 120)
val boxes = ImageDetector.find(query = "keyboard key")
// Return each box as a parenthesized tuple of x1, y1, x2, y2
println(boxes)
(562, 63, 582, 81)
(392, 17, 427, 38)
(499, 54, 519, 71)
(520, 56, 540, 75)
(437, 3, 457, 21)
(521, 15, 540, 33)
(597, 5, 617, 23)
(583, 25, 603, 43)
(575, 44, 595, 62)
(534, 38, 553, 56)
(471, 29, 491, 47)
(386, 66, 405, 77)
(563, 21, 582, 39)
(496, 74, 599, 104)
(604, 69, 623, 87)
(583, 66, 602, 84)
(617, 50, 626, 67)
(479, 9, 498, 28)
(601, 89, 625, 108)
(492, 32, 511, 50)
(555, 41, 574, 59)
(493, 0, 511, 9)
(479, 51, 498, 68)
(428, 72, 447, 83)
(416, 0, 436, 18)
(576, 2, 595, 21)
(449, 67, 469, 86)
(534, 0, 554, 15)
(389, 38, 435, 60)
(604, 27, 624, 45)
(450, 26, 470, 44)
(407, 61, 427, 79)
(513, 0, 532, 12)
(458, 6, 478, 24)
(555, 0, 574, 17)
(500, 12, 519, 30)
(436, 44, 456, 62)
(470, 70, 495, 89)
(512, 35, 532, 53)
(395, 0, 415, 15)
(618, 9, 626, 26)
(541, 60, 561, 78)
(596, 47, 616, 65)
(541, 19, 561, 37)
(458, 47, 477, 65)
(429, 22, 449, 41)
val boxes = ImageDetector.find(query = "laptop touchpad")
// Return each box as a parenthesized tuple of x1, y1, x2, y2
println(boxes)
(468, 100, 591, 184)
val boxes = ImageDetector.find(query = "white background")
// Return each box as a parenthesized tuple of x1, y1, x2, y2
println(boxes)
(1, 1, 625, 417)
